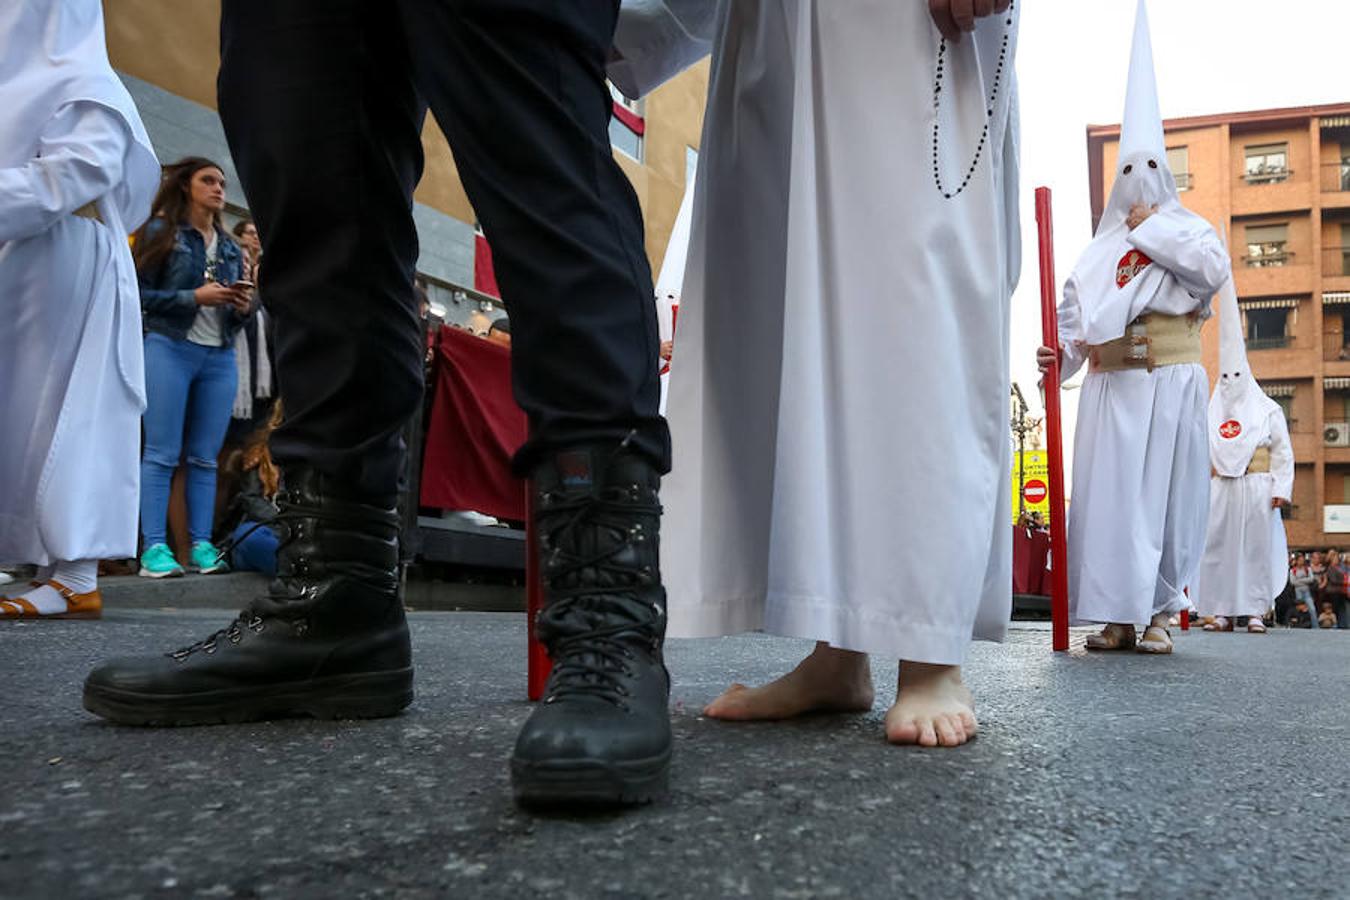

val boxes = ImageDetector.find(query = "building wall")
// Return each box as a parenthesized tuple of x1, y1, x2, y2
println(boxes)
(103, 1, 708, 302)
(1089, 102, 1350, 549)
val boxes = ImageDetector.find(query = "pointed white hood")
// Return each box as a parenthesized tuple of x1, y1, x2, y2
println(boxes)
(1209, 276, 1277, 475)
(1065, 0, 1212, 345)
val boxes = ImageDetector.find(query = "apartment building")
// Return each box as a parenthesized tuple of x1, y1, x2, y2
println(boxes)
(1087, 102, 1350, 548)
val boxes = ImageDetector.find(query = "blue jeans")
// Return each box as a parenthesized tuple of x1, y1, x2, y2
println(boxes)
(140, 333, 237, 546)
(228, 521, 279, 577)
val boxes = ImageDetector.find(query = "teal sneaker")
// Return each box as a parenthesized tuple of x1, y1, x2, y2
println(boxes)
(139, 543, 184, 579)
(191, 541, 229, 575)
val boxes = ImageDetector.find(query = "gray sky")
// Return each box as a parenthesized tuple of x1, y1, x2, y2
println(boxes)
(1009, 0, 1348, 475)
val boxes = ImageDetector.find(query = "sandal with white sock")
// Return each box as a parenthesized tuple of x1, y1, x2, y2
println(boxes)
(1246, 616, 1267, 634)
(0, 580, 101, 620)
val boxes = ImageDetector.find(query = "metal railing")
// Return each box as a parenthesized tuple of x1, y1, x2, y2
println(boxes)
(1243, 248, 1294, 268)
(1246, 335, 1291, 351)
(1244, 166, 1292, 185)
(1320, 162, 1350, 193)
(1174, 172, 1193, 190)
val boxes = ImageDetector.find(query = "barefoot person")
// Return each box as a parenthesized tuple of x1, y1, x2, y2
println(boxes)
(1193, 277, 1292, 634)
(0, 0, 159, 619)
(616, 0, 1022, 747)
(1037, 0, 1229, 655)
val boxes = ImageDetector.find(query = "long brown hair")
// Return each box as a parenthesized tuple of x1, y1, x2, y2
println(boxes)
(133, 157, 227, 275)
(225, 401, 285, 500)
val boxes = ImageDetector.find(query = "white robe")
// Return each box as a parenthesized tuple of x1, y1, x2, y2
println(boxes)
(1194, 408, 1293, 619)
(0, 104, 151, 566)
(1059, 214, 1228, 625)
(647, 0, 1020, 664)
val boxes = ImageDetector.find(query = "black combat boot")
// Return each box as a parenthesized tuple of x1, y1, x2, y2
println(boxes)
(511, 443, 672, 807)
(82, 468, 413, 725)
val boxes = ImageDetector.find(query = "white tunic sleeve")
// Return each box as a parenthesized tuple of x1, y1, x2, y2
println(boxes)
(609, 0, 716, 99)
(1057, 275, 1088, 381)
(0, 102, 127, 244)
(1268, 409, 1294, 502)
(1125, 212, 1230, 301)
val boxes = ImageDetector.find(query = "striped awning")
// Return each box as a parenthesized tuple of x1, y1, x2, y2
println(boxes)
(1238, 297, 1299, 310)
(1324, 292, 1350, 306)
(1322, 115, 1350, 128)
(1260, 383, 1296, 398)
(1326, 377, 1350, 390)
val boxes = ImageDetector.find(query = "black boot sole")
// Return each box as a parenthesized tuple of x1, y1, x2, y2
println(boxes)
(82, 668, 414, 726)
(510, 749, 671, 808)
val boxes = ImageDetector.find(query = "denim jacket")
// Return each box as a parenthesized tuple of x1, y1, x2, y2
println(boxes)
(138, 218, 247, 344)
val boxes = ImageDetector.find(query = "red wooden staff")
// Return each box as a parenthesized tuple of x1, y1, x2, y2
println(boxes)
(526, 484, 551, 700)
(1035, 187, 1071, 652)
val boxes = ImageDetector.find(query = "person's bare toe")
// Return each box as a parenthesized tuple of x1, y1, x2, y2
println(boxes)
(884, 662, 978, 748)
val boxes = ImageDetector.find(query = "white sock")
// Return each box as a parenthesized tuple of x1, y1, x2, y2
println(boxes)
(52, 559, 98, 594)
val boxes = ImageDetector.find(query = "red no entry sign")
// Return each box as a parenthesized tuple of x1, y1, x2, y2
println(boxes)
(1023, 479, 1048, 505)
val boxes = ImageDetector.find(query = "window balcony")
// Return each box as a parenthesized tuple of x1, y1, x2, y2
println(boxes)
(1246, 336, 1290, 351)
(1243, 247, 1293, 268)
(1321, 162, 1350, 193)
(1323, 247, 1350, 278)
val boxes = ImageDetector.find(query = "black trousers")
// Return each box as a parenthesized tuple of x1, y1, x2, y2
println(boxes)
(217, 0, 669, 501)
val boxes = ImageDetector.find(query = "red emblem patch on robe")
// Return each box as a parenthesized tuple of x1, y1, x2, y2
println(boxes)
(1116, 249, 1153, 288)
(1219, 419, 1242, 439)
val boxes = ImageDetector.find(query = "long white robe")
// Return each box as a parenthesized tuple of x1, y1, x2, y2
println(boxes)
(647, 0, 1020, 664)
(1059, 215, 1228, 625)
(1194, 408, 1293, 619)
(0, 103, 152, 566)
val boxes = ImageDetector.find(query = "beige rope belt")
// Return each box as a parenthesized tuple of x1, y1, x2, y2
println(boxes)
(72, 202, 103, 223)
(1246, 447, 1271, 474)
(1088, 313, 1202, 373)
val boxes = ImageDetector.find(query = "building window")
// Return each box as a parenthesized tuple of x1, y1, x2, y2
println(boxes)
(1244, 223, 1290, 267)
(1244, 142, 1289, 184)
(608, 82, 644, 162)
(1167, 146, 1191, 190)
(1273, 394, 1294, 427)
(1245, 307, 1289, 349)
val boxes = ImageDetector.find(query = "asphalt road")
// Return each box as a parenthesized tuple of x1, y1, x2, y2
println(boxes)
(1, 609, 1345, 899)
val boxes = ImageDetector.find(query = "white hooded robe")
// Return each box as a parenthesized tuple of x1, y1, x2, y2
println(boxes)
(0, 0, 160, 566)
(1057, 0, 1230, 626)
(615, 0, 1021, 664)
(1193, 278, 1293, 619)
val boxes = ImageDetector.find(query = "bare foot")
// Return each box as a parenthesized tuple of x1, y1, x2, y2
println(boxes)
(703, 642, 875, 720)
(884, 661, 977, 748)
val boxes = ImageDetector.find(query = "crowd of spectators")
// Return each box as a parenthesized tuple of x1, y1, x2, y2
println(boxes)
(1276, 550, 1349, 629)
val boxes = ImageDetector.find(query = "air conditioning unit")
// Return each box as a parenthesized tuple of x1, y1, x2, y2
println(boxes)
(1325, 422, 1350, 447)
(1325, 505, 1350, 533)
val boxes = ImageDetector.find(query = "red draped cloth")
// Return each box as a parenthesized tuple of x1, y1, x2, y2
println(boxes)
(1012, 527, 1051, 595)
(419, 326, 527, 520)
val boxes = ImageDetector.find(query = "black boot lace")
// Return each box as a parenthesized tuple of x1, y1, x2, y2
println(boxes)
(537, 480, 663, 709)
(164, 493, 368, 661)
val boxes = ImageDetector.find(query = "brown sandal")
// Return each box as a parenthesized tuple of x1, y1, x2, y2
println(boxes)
(1085, 623, 1137, 651)
(0, 580, 101, 620)
(1136, 624, 1173, 654)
